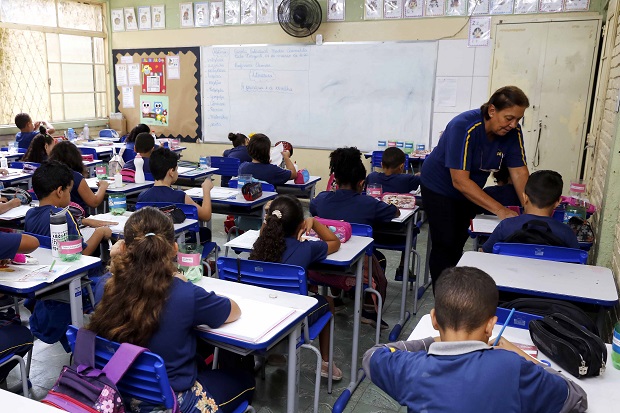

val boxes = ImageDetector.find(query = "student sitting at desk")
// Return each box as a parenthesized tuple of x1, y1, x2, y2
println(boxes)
(50, 141, 108, 213)
(250, 195, 343, 380)
(88, 208, 254, 413)
(21, 128, 55, 164)
(14, 112, 54, 150)
(363, 266, 587, 413)
(221, 132, 251, 187)
(366, 147, 420, 193)
(123, 132, 155, 173)
(482, 170, 579, 252)
(238, 133, 297, 186)
(481, 163, 521, 214)
(123, 123, 150, 161)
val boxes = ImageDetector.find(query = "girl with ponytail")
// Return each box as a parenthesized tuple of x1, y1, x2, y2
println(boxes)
(249, 195, 343, 380)
(221, 132, 251, 187)
(22, 126, 55, 164)
(88, 207, 255, 413)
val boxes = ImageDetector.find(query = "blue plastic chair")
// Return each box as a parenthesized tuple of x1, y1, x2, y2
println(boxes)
(371, 150, 409, 171)
(122, 147, 136, 163)
(79, 147, 98, 160)
(9, 161, 40, 169)
(492, 242, 588, 264)
(1, 147, 26, 154)
(216, 257, 335, 412)
(210, 156, 241, 187)
(0, 350, 31, 397)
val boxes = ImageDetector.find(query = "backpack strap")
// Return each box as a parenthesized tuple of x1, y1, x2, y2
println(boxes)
(102, 342, 146, 385)
(74, 328, 97, 369)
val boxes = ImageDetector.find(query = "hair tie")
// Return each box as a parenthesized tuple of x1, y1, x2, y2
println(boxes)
(145, 233, 156, 237)
(271, 210, 282, 219)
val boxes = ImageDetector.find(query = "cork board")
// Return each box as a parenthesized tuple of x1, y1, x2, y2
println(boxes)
(112, 47, 201, 143)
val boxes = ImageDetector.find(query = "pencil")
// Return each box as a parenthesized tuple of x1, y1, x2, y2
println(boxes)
(48, 260, 56, 273)
(493, 308, 516, 346)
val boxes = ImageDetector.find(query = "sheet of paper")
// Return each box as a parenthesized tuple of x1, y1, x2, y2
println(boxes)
(122, 86, 135, 108)
(224, 230, 260, 249)
(120, 56, 133, 64)
(127, 63, 141, 86)
(167, 55, 180, 79)
(471, 215, 501, 234)
(115, 64, 128, 86)
(436, 77, 458, 107)
(89, 213, 129, 234)
(0, 264, 71, 284)
(210, 187, 240, 200)
(0, 204, 34, 220)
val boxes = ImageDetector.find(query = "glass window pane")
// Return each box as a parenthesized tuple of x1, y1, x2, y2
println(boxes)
(96, 93, 107, 118)
(48, 63, 62, 93)
(62, 64, 94, 93)
(46, 33, 60, 63)
(58, 1, 103, 31)
(93, 38, 105, 64)
(64, 93, 95, 120)
(0, 0, 57, 27)
(50, 94, 64, 122)
(59, 35, 93, 63)
(95, 65, 106, 92)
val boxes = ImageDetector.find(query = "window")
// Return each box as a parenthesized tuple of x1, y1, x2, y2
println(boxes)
(0, 0, 107, 126)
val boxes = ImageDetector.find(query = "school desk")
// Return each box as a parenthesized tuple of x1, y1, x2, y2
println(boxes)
(408, 313, 620, 413)
(0, 168, 33, 188)
(76, 143, 114, 158)
(83, 159, 103, 177)
(4, 153, 22, 162)
(194, 277, 318, 413)
(176, 166, 219, 183)
(0, 247, 101, 328)
(0, 389, 63, 412)
(86, 212, 199, 238)
(276, 176, 322, 198)
(0, 201, 39, 228)
(185, 186, 278, 220)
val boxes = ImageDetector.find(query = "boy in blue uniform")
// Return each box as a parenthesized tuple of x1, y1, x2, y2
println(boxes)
(237, 133, 297, 186)
(366, 147, 420, 194)
(363, 266, 587, 413)
(123, 132, 155, 173)
(482, 170, 579, 252)
(14, 113, 54, 150)
(482, 164, 521, 212)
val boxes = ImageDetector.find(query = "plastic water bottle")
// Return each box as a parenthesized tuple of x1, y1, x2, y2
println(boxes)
(109, 194, 127, 215)
(134, 154, 145, 183)
(612, 321, 620, 369)
(50, 210, 68, 258)
(67, 128, 76, 142)
(0, 153, 7, 170)
(83, 124, 89, 140)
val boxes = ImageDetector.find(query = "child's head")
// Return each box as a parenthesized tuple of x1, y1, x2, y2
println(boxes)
(432, 266, 498, 339)
(134, 132, 156, 155)
(88, 207, 177, 346)
(381, 147, 407, 172)
(126, 124, 150, 143)
(15, 113, 33, 132)
(493, 164, 511, 186)
(249, 195, 304, 263)
(150, 147, 180, 181)
(524, 170, 563, 210)
(247, 133, 271, 164)
(32, 160, 74, 205)
(49, 141, 85, 173)
(329, 147, 366, 191)
(23, 133, 55, 163)
(228, 132, 249, 147)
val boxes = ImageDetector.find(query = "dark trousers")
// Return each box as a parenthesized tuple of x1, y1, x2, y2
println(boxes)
(421, 184, 477, 291)
(0, 324, 33, 380)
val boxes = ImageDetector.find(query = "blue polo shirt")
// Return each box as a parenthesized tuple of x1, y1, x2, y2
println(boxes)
(238, 162, 292, 186)
(421, 109, 527, 199)
(483, 184, 521, 209)
(482, 214, 580, 252)
(310, 189, 398, 226)
(0, 232, 23, 259)
(25, 205, 82, 239)
(124, 157, 151, 173)
(281, 237, 328, 269)
(366, 172, 420, 194)
(15, 131, 38, 150)
(137, 185, 186, 204)
(224, 145, 252, 163)
(70, 171, 86, 211)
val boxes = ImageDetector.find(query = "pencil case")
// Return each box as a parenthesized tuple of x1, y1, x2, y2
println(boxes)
(294, 169, 310, 184)
(529, 313, 606, 378)
(381, 193, 416, 209)
(241, 182, 263, 201)
(308, 218, 352, 243)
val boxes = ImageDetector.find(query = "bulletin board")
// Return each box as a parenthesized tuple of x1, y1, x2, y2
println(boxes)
(112, 47, 201, 143)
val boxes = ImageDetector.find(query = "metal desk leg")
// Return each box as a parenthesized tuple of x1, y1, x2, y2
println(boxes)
(424, 229, 432, 287)
(287, 324, 301, 413)
(68, 277, 84, 327)
(389, 219, 413, 341)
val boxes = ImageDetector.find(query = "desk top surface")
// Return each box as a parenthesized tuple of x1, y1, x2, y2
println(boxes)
(88, 212, 198, 235)
(85, 177, 154, 193)
(186, 186, 278, 207)
(458, 251, 618, 305)
(279, 176, 321, 188)
(0, 168, 32, 182)
(391, 207, 418, 224)
(0, 389, 63, 412)
(177, 166, 218, 177)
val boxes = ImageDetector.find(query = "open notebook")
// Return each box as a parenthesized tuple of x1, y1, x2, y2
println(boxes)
(470, 215, 501, 234)
(197, 296, 297, 344)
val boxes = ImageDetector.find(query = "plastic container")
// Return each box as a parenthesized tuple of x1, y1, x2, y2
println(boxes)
(613, 321, 620, 369)
(83, 124, 89, 140)
(238, 174, 252, 188)
(404, 142, 414, 154)
(50, 210, 68, 258)
(199, 156, 211, 169)
(0, 153, 7, 170)
(67, 128, 76, 142)
(564, 180, 587, 223)
(177, 243, 203, 282)
(95, 163, 108, 180)
(134, 155, 145, 183)
(387, 140, 397, 148)
(109, 194, 127, 215)
(396, 141, 404, 149)
(59, 235, 83, 262)
(377, 140, 387, 150)
(367, 183, 382, 199)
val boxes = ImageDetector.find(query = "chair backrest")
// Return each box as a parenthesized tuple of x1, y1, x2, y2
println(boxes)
(492, 242, 588, 264)
(9, 161, 40, 169)
(210, 156, 241, 177)
(79, 147, 98, 160)
(25, 232, 51, 249)
(495, 307, 542, 328)
(228, 179, 275, 193)
(371, 150, 409, 171)
(66, 326, 176, 408)
(217, 256, 307, 295)
(144, 172, 154, 181)
(135, 202, 200, 234)
(122, 147, 136, 163)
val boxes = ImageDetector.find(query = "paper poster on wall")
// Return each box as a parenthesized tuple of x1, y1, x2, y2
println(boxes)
(122, 87, 135, 108)
(468, 16, 490, 47)
(226, 0, 241, 23)
(180, 2, 195, 27)
(241, 0, 257, 24)
(257, 0, 274, 23)
(195, 2, 210, 26)
(514, 0, 537, 13)
(490, 0, 514, 14)
(138, 6, 151, 30)
(404, 0, 424, 17)
(564, 0, 589, 10)
(124, 7, 138, 30)
(425, 0, 445, 16)
(167, 55, 181, 79)
(142, 58, 166, 94)
(539, 0, 562, 12)
(468, 0, 490, 14)
(364, 0, 383, 19)
(111, 9, 125, 32)
(152, 5, 166, 29)
(211, 1, 226, 25)
(115, 64, 128, 86)
(327, 0, 345, 20)
(128, 63, 141, 86)
(446, 0, 467, 15)
(120, 56, 133, 64)
(384, 0, 403, 18)
(140, 96, 169, 126)
(436, 77, 458, 107)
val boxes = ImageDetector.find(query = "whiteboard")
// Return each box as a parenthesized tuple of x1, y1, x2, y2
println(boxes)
(201, 42, 437, 149)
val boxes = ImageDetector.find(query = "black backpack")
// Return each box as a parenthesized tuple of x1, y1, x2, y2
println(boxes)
(503, 219, 569, 247)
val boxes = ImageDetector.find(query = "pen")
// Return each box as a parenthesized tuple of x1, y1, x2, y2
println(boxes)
(493, 307, 515, 346)
(48, 260, 56, 273)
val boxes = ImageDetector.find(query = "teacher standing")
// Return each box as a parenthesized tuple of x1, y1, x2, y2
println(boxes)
(421, 86, 530, 289)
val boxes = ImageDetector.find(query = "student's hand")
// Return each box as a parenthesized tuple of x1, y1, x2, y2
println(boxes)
(84, 218, 118, 228)
(97, 180, 109, 190)
(298, 217, 315, 240)
(282, 150, 291, 158)
(34, 121, 42, 129)
(7, 198, 21, 208)
(496, 207, 518, 220)
(110, 239, 124, 257)
(490, 337, 537, 363)
(0, 169, 8, 176)
(0, 196, 7, 203)
(96, 226, 113, 239)
(201, 177, 214, 192)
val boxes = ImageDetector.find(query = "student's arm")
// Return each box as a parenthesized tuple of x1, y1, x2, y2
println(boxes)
(282, 151, 297, 180)
(45, 121, 55, 135)
(301, 217, 341, 254)
(0, 198, 20, 214)
(78, 178, 108, 208)
(508, 166, 529, 206)
(18, 234, 39, 253)
(185, 178, 213, 222)
(83, 227, 112, 256)
(451, 169, 518, 220)
(224, 298, 241, 323)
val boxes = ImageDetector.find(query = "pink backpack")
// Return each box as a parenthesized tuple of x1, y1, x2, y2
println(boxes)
(308, 218, 352, 243)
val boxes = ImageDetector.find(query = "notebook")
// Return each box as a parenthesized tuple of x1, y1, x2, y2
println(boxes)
(470, 214, 501, 234)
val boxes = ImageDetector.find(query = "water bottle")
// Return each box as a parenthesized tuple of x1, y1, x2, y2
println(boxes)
(50, 210, 68, 258)
(83, 124, 90, 140)
(134, 154, 145, 183)
(0, 153, 7, 170)
(109, 194, 127, 215)
(67, 128, 76, 142)
(612, 321, 620, 369)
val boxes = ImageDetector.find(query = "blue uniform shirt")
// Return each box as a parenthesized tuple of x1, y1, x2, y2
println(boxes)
(421, 109, 527, 199)
(238, 162, 292, 186)
(138, 185, 186, 204)
(223, 145, 252, 163)
(310, 189, 398, 226)
(366, 172, 420, 194)
(123, 142, 136, 163)
(482, 214, 580, 252)
(0, 232, 23, 259)
(281, 237, 328, 269)
(124, 157, 151, 173)
(16, 131, 38, 150)
(70, 170, 86, 211)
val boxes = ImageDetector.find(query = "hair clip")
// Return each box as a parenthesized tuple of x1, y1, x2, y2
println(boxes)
(271, 210, 282, 219)
(145, 233, 156, 237)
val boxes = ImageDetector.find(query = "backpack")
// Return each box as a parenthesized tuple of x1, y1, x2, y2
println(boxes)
(503, 219, 569, 247)
(42, 328, 146, 413)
